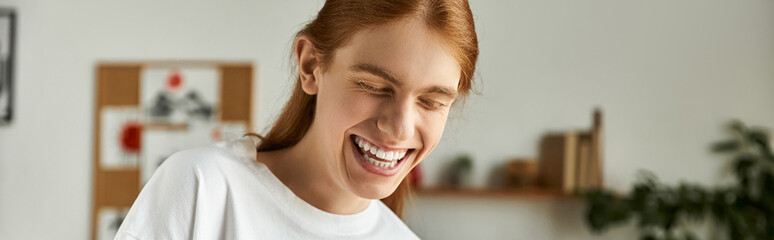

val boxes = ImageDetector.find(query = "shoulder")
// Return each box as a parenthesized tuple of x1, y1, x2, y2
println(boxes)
(158, 138, 258, 179)
(132, 138, 258, 204)
(116, 138, 259, 239)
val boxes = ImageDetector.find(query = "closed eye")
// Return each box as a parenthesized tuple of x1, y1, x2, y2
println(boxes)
(358, 82, 392, 95)
(419, 98, 447, 111)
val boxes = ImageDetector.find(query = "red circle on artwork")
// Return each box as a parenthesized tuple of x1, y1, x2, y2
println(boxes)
(120, 121, 142, 154)
(166, 69, 183, 91)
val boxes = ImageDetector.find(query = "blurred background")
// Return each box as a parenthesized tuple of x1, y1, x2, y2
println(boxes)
(1, 0, 773, 239)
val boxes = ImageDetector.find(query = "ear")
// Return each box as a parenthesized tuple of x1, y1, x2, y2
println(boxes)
(295, 36, 320, 95)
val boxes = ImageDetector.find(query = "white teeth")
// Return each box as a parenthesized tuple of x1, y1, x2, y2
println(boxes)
(362, 154, 397, 169)
(354, 136, 409, 162)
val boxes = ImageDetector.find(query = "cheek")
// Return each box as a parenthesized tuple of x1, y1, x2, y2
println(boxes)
(340, 93, 373, 117)
(316, 87, 375, 134)
(419, 113, 449, 154)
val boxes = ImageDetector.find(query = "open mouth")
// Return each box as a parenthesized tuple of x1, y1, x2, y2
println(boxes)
(349, 134, 413, 173)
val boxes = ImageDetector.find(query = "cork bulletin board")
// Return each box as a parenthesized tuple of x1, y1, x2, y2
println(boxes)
(91, 61, 253, 240)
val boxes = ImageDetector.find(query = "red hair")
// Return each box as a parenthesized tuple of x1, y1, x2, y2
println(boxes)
(251, 0, 478, 218)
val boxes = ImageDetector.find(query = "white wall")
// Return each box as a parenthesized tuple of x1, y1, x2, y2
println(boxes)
(1, 0, 773, 239)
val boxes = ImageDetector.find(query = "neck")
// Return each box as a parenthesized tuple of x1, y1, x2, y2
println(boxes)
(258, 130, 371, 215)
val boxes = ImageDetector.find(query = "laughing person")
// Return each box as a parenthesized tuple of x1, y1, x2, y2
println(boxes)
(116, 0, 479, 239)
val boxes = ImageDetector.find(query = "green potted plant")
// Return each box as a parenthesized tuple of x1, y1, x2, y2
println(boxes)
(584, 121, 773, 240)
(450, 154, 473, 187)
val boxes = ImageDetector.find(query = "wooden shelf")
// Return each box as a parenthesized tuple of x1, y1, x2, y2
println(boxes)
(414, 187, 581, 201)
(142, 122, 188, 131)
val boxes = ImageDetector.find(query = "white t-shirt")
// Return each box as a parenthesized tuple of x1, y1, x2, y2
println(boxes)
(115, 138, 419, 240)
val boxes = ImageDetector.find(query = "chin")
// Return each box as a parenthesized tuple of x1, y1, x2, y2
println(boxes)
(349, 180, 403, 200)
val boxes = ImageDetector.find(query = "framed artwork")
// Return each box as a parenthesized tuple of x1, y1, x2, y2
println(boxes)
(100, 107, 141, 169)
(0, 8, 15, 124)
(140, 66, 219, 124)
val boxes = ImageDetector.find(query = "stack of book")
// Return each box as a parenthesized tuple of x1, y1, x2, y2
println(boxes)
(538, 110, 603, 194)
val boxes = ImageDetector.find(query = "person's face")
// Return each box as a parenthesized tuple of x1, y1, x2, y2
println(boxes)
(304, 18, 461, 199)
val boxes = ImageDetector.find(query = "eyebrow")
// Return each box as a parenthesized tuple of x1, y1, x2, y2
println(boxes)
(348, 63, 458, 99)
(349, 63, 401, 86)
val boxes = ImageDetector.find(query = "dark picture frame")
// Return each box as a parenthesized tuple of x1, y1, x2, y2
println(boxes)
(0, 8, 15, 125)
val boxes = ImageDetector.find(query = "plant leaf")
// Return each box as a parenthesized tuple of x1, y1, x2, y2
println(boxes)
(712, 140, 740, 153)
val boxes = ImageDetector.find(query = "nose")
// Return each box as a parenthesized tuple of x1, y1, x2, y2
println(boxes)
(377, 99, 415, 142)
